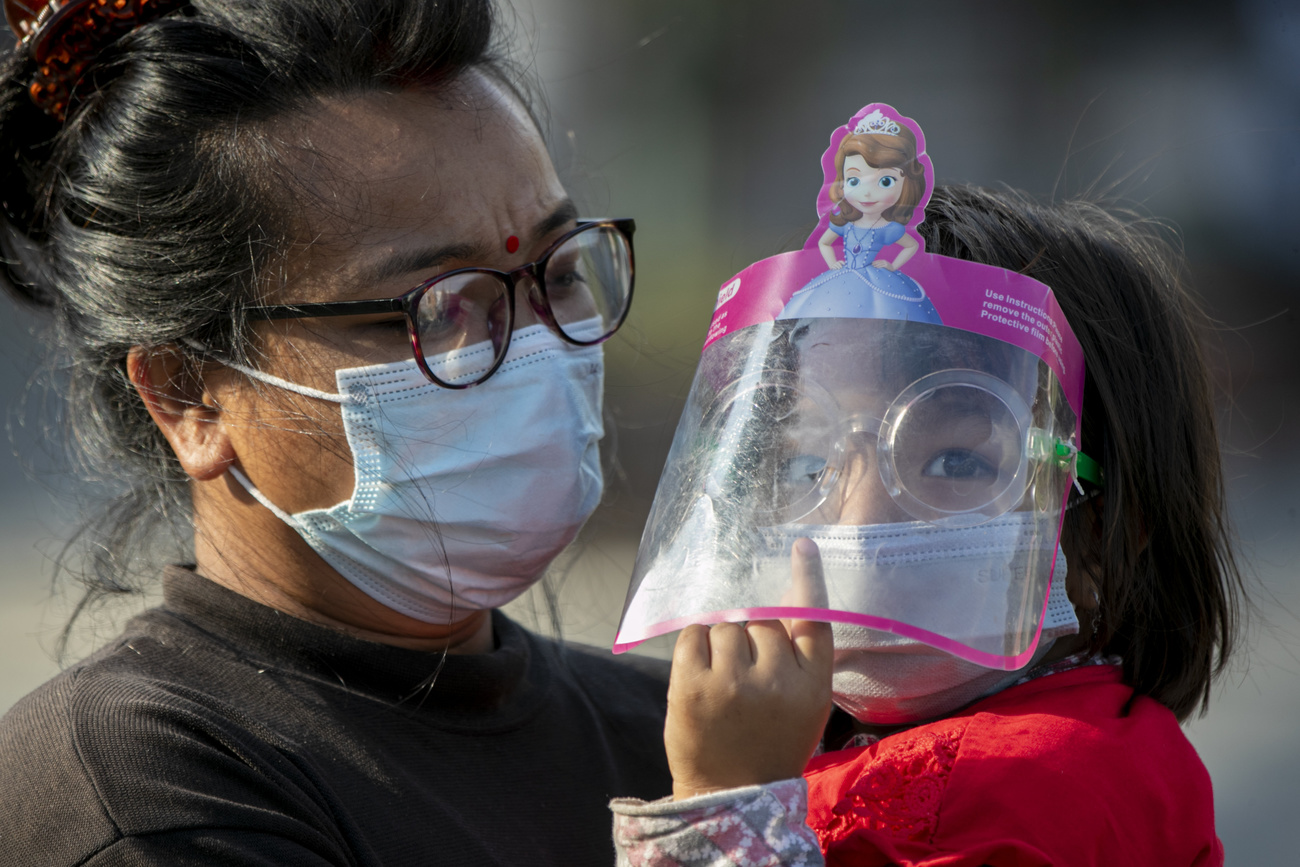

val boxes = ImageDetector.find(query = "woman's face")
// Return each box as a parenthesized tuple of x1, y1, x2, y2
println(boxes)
(213, 75, 574, 516)
(841, 154, 904, 220)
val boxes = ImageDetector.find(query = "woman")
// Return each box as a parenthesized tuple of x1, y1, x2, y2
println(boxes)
(0, 1, 670, 863)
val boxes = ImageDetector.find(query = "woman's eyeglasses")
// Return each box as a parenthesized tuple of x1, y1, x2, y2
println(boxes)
(244, 219, 635, 389)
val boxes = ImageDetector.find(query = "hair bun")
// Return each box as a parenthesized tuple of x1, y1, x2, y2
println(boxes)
(6, 0, 190, 122)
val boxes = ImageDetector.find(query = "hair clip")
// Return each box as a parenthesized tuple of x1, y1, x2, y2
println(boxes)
(5, 0, 189, 122)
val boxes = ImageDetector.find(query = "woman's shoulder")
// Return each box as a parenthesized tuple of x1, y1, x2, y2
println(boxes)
(0, 614, 356, 864)
(541, 637, 669, 717)
(559, 640, 670, 684)
(0, 632, 259, 861)
(525, 636, 670, 778)
(0, 654, 126, 862)
(0, 625, 216, 757)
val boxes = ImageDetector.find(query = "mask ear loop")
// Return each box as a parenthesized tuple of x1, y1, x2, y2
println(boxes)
(178, 340, 353, 516)
(181, 338, 355, 405)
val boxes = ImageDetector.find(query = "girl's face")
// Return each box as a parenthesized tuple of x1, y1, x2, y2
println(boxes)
(841, 154, 904, 220)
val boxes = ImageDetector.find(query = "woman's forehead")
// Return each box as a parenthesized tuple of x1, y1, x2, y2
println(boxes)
(265, 77, 565, 302)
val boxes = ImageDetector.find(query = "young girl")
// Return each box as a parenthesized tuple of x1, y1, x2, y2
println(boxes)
(609, 109, 1237, 866)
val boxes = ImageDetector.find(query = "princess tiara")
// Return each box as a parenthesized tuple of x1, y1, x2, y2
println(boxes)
(853, 109, 901, 137)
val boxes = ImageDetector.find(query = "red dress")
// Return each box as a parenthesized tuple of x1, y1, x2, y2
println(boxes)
(803, 665, 1223, 867)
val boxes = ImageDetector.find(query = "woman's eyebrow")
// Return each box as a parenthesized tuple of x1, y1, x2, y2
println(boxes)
(360, 242, 485, 286)
(531, 198, 579, 239)
(358, 199, 580, 288)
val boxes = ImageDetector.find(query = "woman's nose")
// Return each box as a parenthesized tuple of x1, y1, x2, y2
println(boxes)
(513, 297, 543, 330)
(512, 272, 546, 331)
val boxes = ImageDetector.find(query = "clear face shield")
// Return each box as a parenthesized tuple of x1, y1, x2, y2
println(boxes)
(617, 316, 1080, 668)
(615, 104, 1094, 671)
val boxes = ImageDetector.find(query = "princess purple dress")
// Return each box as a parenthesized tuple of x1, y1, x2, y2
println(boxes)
(778, 221, 942, 324)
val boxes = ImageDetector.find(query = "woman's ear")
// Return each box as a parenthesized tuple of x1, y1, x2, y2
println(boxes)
(127, 345, 235, 481)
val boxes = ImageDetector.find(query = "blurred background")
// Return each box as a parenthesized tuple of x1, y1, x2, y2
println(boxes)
(2, 0, 1297, 863)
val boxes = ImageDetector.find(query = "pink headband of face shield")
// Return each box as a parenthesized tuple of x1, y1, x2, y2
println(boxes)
(705, 104, 1084, 426)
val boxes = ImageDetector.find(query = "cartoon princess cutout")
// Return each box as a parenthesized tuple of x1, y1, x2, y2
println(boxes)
(778, 105, 943, 324)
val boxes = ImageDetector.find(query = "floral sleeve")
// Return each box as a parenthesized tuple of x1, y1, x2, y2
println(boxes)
(610, 778, 824, 867)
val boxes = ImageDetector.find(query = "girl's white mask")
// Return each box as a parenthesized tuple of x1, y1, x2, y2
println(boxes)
(829, 621, 1063, 725)
(224, 323, 605, 624)
(759, 516, 1080, 724)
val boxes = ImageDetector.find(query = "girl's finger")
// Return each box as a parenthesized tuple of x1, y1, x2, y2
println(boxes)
(789, 537, 829, 608)
(746, 618, 797, 664)
(788, 538, 833, 669)
(673, 623, 714, 672)
(788, 618, 833, 675)
(707, 621, 756, 671)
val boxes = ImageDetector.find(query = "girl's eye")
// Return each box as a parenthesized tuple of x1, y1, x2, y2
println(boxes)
(777, 453, 827, 489)
(879, 176, 896, 189)
(846, 177, 860, 188)
(920, 449, 996, 479)
(785, 454, 827, 482)
(770, 453, 827, 509)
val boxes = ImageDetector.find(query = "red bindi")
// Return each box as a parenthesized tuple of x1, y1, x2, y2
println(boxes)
(505, 235, 520, 254)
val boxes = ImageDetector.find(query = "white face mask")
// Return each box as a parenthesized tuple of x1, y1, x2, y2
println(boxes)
(830, 622, 1064, 725)
(761, 516, 1080, 724)
(225, 323, 605, 624)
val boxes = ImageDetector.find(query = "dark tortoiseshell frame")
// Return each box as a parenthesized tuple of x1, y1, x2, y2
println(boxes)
(243, 219, 636, 390)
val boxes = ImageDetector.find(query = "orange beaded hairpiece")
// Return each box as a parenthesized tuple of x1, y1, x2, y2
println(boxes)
(4, 0, 188, 121)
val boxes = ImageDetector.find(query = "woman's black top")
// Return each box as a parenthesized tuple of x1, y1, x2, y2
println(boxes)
(0, 567, 671, 866)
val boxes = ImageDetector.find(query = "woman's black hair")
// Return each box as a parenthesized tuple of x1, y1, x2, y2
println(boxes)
(919, 184, 1244, 720)
(0, 0, 513, 641)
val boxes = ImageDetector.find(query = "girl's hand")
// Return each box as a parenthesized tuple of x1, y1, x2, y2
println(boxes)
(664, 538, 833, 800)
(872, 258, 896, 270)
(830, 260, 845, 269)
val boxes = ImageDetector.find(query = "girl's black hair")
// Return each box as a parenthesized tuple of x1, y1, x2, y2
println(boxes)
(0, 0, 511, 638)
(920, 184, 1244, 720)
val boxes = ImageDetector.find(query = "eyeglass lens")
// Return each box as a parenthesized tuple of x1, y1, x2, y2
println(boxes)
(886, 384, 1023, 515)
(543, 225, 632, 342)
(415, 271, 511, 359)
(413, 224, 632, 384)
(739, 382, 1026, 522)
